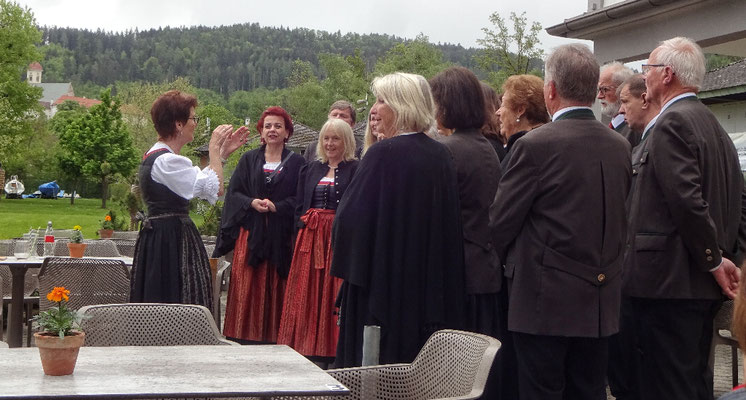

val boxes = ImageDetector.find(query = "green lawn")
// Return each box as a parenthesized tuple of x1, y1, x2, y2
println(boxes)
(0, 197, 204, 239)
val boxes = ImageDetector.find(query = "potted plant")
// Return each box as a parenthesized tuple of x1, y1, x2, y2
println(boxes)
(33, 287, 86, 376)
(99, 214, 114, 239)
(67, 226, 86, 258)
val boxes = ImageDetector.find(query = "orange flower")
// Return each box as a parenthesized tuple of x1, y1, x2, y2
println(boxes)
(46, 287, 70, 302)
(104, 215, 112, 222)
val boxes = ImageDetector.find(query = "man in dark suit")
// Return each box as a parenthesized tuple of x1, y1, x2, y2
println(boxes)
(489, 43, 631, 400)
(598, 62, 638, 147)
(626, 36, 742, 399)
(607, 73, 660, 400)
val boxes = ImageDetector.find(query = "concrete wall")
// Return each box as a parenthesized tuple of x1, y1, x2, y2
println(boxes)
(709, 101, 746, 134)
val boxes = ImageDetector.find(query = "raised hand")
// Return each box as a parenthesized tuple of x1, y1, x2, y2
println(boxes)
(209, 124, 234, 156)
(220, 125, 250, 159)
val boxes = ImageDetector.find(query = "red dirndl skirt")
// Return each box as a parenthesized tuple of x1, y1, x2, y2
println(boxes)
(277, 208, 341, 357)
(223, 228, 286, 343)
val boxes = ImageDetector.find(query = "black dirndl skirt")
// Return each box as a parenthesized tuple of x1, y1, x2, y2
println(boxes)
(130, 215, 213, 310)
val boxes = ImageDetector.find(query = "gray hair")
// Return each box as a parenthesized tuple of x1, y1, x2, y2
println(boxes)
(371, 72, 435, 134)
(545, 44, 599, 104)
(329, 100, 356, 124)
(654, 37, 706, 90)
(601, 62, 635, 86)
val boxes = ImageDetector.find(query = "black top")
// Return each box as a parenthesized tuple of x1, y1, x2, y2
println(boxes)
(139, 148, 189, 216)
(214, 146, 305, 278)
(501, 130, 528, 169)
(484, 134, 506, 161)
(295, 160, 359, 228)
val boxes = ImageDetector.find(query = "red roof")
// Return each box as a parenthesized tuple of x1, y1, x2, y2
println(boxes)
(54, 95, 102, 108)
(28, 62, 43, 71)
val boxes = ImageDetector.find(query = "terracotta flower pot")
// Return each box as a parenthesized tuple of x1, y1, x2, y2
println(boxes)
(34, 331, 85, 376)
(67, 242, 87, 258)
(98, 229, 114, 239)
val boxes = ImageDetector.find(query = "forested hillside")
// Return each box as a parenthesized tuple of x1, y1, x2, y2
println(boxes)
(39, 24, 479, 94)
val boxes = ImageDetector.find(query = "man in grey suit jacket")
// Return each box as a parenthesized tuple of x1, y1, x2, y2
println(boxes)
(626, 37, 742, 400)
(489, 44, 631, 400)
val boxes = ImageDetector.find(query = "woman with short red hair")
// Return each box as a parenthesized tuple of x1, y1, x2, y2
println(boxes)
(131, 90, 247, 309)
(215, 106, 305, 344)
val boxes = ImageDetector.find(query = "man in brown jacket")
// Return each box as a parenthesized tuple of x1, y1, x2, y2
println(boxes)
(489, 43, 631, 400)
(625, 37, 742, 400)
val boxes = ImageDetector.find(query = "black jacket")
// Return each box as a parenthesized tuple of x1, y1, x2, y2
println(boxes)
(295, 160, 359, 228)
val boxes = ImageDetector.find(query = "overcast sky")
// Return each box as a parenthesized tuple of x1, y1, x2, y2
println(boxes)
(15, 0, 592, 51)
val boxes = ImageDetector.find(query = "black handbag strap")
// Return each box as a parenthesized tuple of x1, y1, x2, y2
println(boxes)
(265, 151, 294, 185)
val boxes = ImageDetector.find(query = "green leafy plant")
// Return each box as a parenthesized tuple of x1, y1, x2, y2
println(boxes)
(70, 226, 83, 243)
(33, 287, 84, 338)
(100, 214, 114, 230)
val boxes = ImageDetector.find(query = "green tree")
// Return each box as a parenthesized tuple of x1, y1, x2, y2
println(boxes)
(49, 100, 86, 135)
(188, 103, 241, 155)
(374, 34, 451, 79)
(287, 59, 316, 87)
(58, 90, 138, 208)
(116, 77, 196, 155)
(475, 11, 544, 89)
(0, 0, 42, 164)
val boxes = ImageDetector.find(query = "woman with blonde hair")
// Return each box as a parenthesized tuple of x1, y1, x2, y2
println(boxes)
(278, 118, 359, 362)
(331, 72, 465, 367)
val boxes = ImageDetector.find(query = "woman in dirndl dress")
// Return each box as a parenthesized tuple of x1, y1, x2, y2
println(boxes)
(131, 90, 248, 308)
(215, 106, 304, 343)
(278, 118, 358, 361)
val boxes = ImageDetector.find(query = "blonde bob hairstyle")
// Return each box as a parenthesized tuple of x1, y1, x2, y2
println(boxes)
(371, 72, 435, 135)
(316, 118, 356, 163)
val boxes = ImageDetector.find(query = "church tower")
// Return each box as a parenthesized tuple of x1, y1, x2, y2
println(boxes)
(27, 62, 43, 83)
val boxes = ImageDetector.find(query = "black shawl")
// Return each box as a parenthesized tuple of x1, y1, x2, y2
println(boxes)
(214, 145, 305, 278)
(331, 133, 466, 366)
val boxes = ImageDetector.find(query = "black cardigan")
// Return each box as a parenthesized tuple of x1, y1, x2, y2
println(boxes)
(214, 146, 305, 278)
(294, 159, 359, 228)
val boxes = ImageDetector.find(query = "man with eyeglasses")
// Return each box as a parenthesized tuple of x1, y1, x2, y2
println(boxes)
(625, 37, 744, 399)
(598, 62, 637, 147)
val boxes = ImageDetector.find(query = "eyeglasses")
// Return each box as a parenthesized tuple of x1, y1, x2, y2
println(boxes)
(597, 85, 617, 95)
(641, 64, 667, 75)
(188, 115, 201, 124)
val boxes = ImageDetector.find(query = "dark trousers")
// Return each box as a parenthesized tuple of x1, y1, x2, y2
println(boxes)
(629, 297, 721, 400)
(513, 332, 608, 400)
(608, 296, 638, 400)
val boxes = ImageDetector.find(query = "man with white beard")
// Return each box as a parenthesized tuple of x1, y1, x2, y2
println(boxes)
(598, 62, 637, 147)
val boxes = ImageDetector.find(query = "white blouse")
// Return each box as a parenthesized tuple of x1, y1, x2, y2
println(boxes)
(148, 142, 220, 205)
